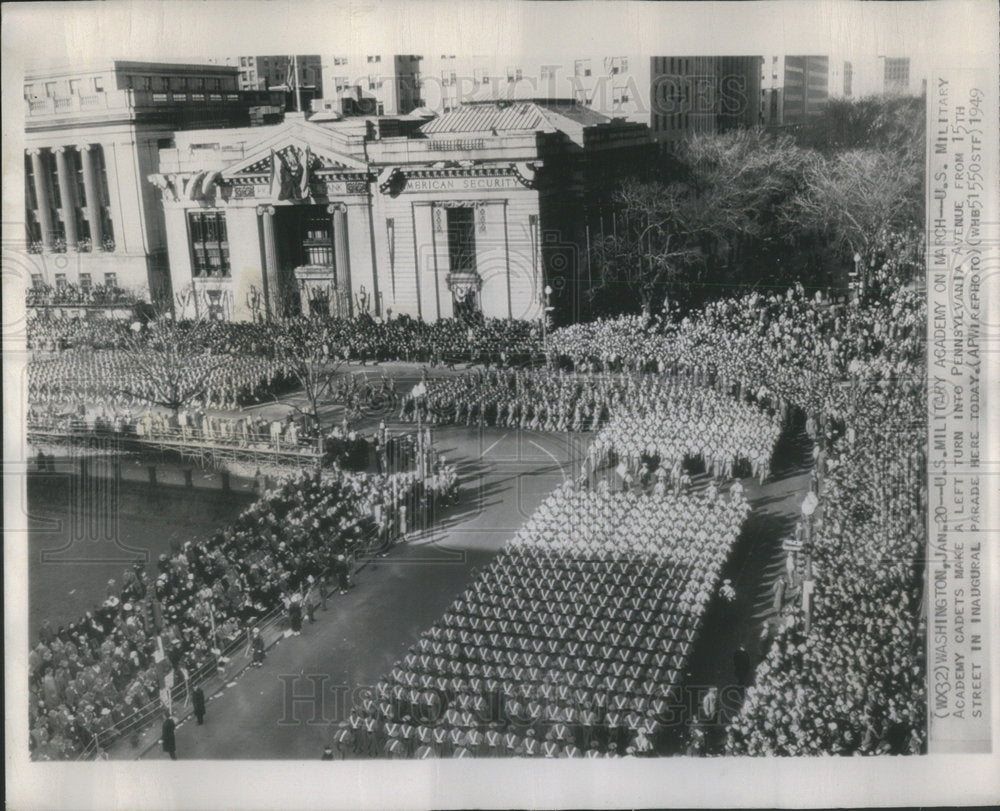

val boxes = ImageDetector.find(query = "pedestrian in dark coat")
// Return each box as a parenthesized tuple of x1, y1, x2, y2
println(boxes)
(161, 715, 177, 760)
(288, 594, 303, 636)
(192, 686, 206, 725)
(733, 644, 752, 688)
(250, 627, 265, 667)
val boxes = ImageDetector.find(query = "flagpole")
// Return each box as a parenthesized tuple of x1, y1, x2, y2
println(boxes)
(292, 54, 302, 113)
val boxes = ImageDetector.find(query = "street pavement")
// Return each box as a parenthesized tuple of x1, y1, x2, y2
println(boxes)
(139, 427, 592, 760)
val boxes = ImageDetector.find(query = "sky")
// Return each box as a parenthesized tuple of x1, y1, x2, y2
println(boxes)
(3, 0, 991, 72)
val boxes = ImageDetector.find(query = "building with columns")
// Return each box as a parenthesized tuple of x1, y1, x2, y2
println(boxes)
(151, 102, 653, 324)
(23, 60, 284, 307)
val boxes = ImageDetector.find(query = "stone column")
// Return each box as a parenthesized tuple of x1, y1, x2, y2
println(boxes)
(54, 146, 79, 250)
(78, 144, 104, 249)
(256, 204, 280, 318)
(328, 203, 352, 318)
(29, 149, 55, 252)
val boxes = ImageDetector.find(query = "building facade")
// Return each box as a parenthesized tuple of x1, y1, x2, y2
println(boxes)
(320, 52, 423, 116)
(761, 55, 829, 129)
(151, 102, 653, 324)
(648, 56, 763, 143)
(23, 60, 285, 307)
(420, 54, 762, 145)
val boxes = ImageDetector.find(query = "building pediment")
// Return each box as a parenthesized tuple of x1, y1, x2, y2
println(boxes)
(223, 139, 367, 180)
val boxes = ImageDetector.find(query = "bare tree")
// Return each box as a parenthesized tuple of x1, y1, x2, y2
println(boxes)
(117, 319, 228, 416)
(589, 130, 813, 313)
(789, 148, 922, 262)
(589, 179, 703, 313)
(270, 329, 343, 457)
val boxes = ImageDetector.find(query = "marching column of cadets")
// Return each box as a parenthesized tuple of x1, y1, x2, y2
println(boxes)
(332, 481, 751, 759)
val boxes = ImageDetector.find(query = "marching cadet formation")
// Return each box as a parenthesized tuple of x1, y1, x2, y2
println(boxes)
(337, 480, 751, 758)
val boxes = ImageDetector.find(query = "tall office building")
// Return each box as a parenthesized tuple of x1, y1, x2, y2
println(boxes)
(420, 53, 762, 144)
(761, 55, 829, 128)
(648, 56, 763, 144)
(319, 52, 423, 116)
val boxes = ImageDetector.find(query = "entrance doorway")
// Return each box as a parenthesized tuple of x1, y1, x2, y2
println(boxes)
(274, 205, 348, 317)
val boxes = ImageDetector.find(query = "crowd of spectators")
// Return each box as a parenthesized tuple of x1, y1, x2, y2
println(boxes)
(27, 283, 139, 309)
(27, 313, 541, 365)
(30, 463, 458, 760)
(542, 233, 927, 756)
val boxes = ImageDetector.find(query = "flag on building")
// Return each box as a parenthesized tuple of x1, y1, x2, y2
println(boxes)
(269, 149, 280, 198)
(299, 146, 312, 198)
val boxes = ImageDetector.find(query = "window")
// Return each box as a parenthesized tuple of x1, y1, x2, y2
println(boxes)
(368, 75, 382, 90)
(93, 76, 104, 92)
(187, 211, 230, 277)
(196, 77, 206, 90)
(68, 79, 80, 95)
(575, 88, 590, 105)
(79, 273, 92, 291)
(240, 57, 247, 67)
(32, 274, 43, 289)
(367, 55, 381, 63)
(55, 273, 67, 290)
(141, 76, 152, 90)
(213, 78, 222, 90)
(446, 207, 476, 274)
(104, 272, 117, 287)
(301, 212, 334, 267)
(334, 76, 349, 91)
(612, 85, 630, 104)
(605, 56, 628, 75)
(843, 61, 853, 96)
(574, 59, 592, 77)
(45, 82, 57, 98)
(24, 84, 34, 100)
(158, 76, 170, 91)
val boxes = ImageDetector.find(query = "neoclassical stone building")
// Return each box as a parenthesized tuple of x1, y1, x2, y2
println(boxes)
(152, 100, 653, 323)
(23, 60, 283, 307)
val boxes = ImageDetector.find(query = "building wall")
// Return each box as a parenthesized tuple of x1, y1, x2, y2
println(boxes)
(321, 52, 422, 115)
(25, 60, 239, 101)
(24, 60, 278, 309)
(761, 55, 828, 128)
(154, 105, 648, 324)
(371, 182, 542, 322)
(24, 127, 158, 297)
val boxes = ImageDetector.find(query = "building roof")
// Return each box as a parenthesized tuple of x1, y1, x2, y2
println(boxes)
(420, 99, 614, 139)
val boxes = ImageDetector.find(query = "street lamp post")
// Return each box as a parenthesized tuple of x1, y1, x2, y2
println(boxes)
(541, 284, 553, 358)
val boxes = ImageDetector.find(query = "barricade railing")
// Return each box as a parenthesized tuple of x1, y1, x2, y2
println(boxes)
(71, 523, 379, 760)
(27, 423, 324, 472)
